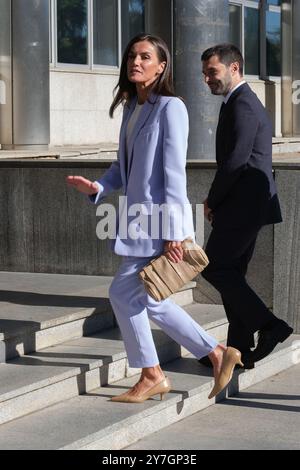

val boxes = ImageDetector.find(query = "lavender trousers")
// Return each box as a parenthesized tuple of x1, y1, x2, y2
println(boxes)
(109, 256, 218, 368)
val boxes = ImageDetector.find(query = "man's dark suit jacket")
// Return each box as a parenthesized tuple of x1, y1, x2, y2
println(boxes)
(207, 82, 282, 229)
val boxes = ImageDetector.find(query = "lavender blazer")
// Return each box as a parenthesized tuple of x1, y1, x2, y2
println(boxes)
(91, 94, 194, 257)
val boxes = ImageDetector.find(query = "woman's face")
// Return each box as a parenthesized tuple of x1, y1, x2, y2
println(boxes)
(127, 40, 166, 88)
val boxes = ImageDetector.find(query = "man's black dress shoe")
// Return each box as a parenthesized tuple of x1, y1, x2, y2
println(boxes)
(198, 353, 254, 369)
(251, 319, 293, 363)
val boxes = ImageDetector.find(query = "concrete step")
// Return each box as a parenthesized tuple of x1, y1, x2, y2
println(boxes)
(126, 363, 300, 450)
(0, 335, 298, 450)
(0, 303, 227, 425)
(0, 272, 195, 362)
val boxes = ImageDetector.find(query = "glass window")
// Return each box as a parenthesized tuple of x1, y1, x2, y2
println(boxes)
(244, 7, 260, 75)
(266, 10, 281, 76)
(57, 0, 88, 64)
(93, 0, 118, 66)
(121, 0, 145, 53)
(267, 1, 281, 5)
(229, 4, 242, 52)
(49, 0, 52, 63)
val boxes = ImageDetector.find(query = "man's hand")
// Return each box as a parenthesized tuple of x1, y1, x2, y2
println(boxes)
(164, 241, 183, 263)
(66, 176, 99, 195)
(203, 198, 213, 223)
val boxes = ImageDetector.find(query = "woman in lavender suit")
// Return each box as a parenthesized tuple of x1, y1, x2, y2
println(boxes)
(66, 34, 242, 403)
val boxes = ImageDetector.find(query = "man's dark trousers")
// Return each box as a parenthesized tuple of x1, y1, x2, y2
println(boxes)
(202, 225, 275, 353)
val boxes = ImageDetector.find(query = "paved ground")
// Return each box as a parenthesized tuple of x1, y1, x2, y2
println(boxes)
(0, 145, 299, 162)
(0, 144, 118, 160)
(127, 363, 300, 450)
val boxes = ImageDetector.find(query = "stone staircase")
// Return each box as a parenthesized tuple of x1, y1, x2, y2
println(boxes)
(0, 272, 299, 450)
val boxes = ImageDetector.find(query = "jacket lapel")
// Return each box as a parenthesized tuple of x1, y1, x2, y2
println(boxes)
(224, 82, 249, 109)
(126, 94, 159, 180)
(119, 93, 160, 190)
(216, 82, 250, 130)
(118, 98, 137, 189)
(216, 83, 250, 163)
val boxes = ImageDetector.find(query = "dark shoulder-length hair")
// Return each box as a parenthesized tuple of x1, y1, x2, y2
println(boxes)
(109, 33, 175, 118)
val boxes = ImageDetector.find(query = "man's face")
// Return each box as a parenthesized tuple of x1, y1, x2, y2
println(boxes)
(202, 55, 233, 96)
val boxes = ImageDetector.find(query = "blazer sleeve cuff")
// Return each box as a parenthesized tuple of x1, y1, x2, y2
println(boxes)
(88, 181, 105, 204)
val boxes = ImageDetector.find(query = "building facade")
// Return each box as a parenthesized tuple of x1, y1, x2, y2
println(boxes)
(0, 0, 299, 157)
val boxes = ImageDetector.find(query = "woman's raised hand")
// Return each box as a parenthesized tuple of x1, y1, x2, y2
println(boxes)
(66, 176, 99, 195)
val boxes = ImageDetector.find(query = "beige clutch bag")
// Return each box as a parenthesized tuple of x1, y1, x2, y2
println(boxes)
(139, 239, 209, 302)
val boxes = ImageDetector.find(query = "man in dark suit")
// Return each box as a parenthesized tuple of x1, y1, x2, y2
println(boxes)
(200, 44, 293, 368)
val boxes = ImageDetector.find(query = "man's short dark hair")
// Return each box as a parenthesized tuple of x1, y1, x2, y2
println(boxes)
(201, 44, 244, 76)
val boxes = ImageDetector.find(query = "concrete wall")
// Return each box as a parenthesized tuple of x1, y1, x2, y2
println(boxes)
(50, 69, 121, 146)
(1, 160, 298, 332)
(0, 161, 120, 275)
(274, 166, 300, 332)
(48, 71, 282, 146)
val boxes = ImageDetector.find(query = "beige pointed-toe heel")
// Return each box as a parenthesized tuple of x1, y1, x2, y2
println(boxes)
(111, 377, 171, 403)
(208, 347, 243, 399)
